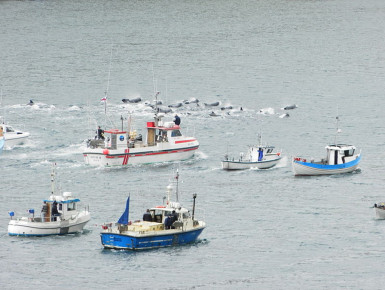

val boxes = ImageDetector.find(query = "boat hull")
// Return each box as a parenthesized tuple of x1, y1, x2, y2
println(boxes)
(100, 227, 205, 250)
(0, 137, 4, 153)
(222, 156, 281, 170)
(84, 143, 199, 167)
(292, 155, 361, 176)
(8, 213, 91, 236)
(375, 206, 385, 219)
(4, 133, 30, 148)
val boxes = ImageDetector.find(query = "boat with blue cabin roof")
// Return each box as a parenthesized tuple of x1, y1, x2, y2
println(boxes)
(8, 164, 91, 236)
(100, 171, 206, 250)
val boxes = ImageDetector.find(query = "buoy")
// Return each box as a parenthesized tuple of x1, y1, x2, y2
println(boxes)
(103, 149, 109, 155)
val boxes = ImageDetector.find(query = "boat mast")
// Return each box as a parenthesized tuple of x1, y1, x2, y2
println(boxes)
(51, 163, 56, 195)
(153, 91, 160, 126)
(334, 115, 341, 145)
(104, 45, 113, 129)
(192, 193, 197, 220)
(175, 170, 179, 202)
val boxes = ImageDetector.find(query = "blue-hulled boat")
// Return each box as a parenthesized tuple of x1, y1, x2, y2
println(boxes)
(292, 116, 361, 176)
(292, 144, 361, 176)
(100, 172, 206, 250)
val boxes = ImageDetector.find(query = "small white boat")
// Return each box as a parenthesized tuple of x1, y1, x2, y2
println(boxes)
(100, 171, 206, 250)
(374, 203, 385, 219)
(8, 164, 91, 236)
(222, 134, 282, 170)
(83, 112, 199, 167)
(2, 123, 30, 149)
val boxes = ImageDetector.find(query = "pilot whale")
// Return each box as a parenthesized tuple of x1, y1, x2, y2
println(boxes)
(122, 97, 142, 103)
(204, 101, 220, 107)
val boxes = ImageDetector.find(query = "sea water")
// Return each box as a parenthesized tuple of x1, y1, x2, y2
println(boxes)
(1, 0, 385, 289)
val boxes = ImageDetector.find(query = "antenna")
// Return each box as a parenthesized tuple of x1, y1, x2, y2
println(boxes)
(104, 44, 113, 127)
(334, 115, 341, 145)
(175, 169, 179, 202)
(50, 163, 56, 195)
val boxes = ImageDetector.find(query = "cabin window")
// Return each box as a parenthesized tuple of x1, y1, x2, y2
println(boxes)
(6, 127, 14, 133)
(344, 149, 355, 156)
(171, 130, 182, 137)
(67, 203, 76, 211)
(267, 148, 273, 153)
(182, 212, 190, 219)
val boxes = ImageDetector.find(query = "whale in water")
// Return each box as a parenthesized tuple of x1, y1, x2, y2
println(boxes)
(157, 106, 172, 114)
(168, 102, 183, 108)
(204, 101, 220, 107)
(184, 98, 199, 104)
(283, 104, 297, 110)
(122, 97, 142, 103)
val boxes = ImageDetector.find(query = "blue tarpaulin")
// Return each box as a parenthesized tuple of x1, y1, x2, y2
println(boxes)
(117, 197, 130, 225)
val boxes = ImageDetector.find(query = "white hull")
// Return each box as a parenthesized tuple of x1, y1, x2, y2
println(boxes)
(84, 143, 198, 167)
(8, 212, 91, 236)
(292, 160, 360, 176)
(4, 133, 30, 148)
(375, 207, 385, 219)
(222, 156, 281, 170)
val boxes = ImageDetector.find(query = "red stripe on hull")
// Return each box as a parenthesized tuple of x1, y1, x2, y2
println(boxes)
(175, 139, 196, 144)
(104, 146, 198, 159)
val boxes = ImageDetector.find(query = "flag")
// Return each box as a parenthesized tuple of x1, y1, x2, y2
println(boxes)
(101, 96, 107, 102)
(117, 197, 130, 225)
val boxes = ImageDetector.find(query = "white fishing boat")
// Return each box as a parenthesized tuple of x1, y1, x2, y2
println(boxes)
(374, 203, 385, 219)
(1, 123, 30, 149)
(100, 171, 206, 250)
(292, 116, 361, 176)
(222, 134, 282, 170)
(8, 164, 91, 236)
(83, 110, 199, 167)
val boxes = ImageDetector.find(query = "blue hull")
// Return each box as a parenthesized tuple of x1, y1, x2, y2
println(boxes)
(100, 228, 204, 250)
(293, 155, 361, 175)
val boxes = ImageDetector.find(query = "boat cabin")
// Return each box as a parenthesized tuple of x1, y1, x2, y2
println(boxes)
(325, 144, 357, 165)
(146, 121, 182, 146)
(43, 192, 81, 222)
(148, 204, 189, 224)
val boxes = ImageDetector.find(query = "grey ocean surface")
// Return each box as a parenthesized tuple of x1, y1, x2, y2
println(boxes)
(1, 0, 385, 289)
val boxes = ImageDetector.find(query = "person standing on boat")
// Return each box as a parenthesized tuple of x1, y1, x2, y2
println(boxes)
(52, 201, 60, 221)
(143, 209, 152, 222)
(174, 114, 181, 126)
(97, 126, 105, 140)
(41, 201, 48, 222)
(258, 148, 263, 161)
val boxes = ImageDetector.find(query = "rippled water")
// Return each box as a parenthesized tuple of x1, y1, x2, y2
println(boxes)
(1, 0, 385, 289)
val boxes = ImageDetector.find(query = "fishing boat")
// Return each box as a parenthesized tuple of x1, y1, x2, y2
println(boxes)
(100, 171, 206, 250)
(222, 134, 282, 170)
(374, 203, 385, 219)
(8, 164, 91, 236)
(1, 123, 30, 149)
(292, 117, 361, 176)
(83, 110, 199, 167)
